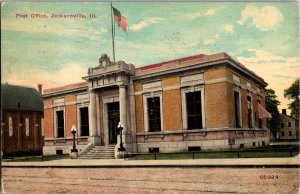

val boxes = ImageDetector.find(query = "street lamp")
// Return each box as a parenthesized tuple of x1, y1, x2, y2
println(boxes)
(117, 122, 126, 151)
(71, 126, 78, 153)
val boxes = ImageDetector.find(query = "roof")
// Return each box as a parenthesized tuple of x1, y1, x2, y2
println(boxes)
(134, 52, 267, 86)
(43, 82, 88, 98)
(42, 52, 268, 96)
(1, 83, 43, 112)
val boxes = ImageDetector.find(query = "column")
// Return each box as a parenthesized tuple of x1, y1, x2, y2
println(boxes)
(119, 85, 127, 133)
(88, 90, 97, 137)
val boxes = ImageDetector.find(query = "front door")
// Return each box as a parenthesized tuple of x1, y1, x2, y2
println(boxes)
(107, 102, 120, 144)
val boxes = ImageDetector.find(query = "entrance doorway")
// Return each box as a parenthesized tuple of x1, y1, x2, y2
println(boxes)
(107, 102, 120, 144)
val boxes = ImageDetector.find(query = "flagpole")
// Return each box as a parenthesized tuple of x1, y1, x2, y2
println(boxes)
(111, 2, 115, 62)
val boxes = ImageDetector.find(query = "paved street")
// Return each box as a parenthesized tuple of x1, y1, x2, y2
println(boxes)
(2, 167, 299, 193)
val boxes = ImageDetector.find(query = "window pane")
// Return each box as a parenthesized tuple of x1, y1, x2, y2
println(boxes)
(247, 96, 252, 128)
(186, 92, 202, 129)
(80, 107, 89, 136)
(234, 91, 241, 128)
(57, 111, 64, 138)
(147, 97, 161, 132)
(8, 116, 13, 136)
(25, 118, 30, 136)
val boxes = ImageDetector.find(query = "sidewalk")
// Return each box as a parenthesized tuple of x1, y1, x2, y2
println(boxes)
(2, 154, 299, 168)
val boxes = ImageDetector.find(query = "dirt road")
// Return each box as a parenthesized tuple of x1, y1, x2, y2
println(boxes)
(2, 167, 299, 193)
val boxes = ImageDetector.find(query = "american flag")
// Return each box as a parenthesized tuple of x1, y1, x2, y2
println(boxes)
(112, 6, 128, 33)
(258, 103, 272, 118)
(117, 15, 128, 33)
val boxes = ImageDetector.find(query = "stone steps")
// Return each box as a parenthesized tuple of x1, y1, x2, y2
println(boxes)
(78, 145, 115, 159)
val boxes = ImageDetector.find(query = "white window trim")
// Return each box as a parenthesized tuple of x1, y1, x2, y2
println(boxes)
(77, 102, 89, 137)
(181, 85, 206, 130)
(54, 106, 66, 138)
(234, 87, 243, 128)
(143, 91, 164, 132)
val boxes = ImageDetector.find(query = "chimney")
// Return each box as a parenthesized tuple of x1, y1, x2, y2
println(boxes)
(38, 84, 42, 94)
(282, 109, 287, 115)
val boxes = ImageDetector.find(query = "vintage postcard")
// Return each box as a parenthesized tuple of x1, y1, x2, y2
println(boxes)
(1, 1, 299, 193)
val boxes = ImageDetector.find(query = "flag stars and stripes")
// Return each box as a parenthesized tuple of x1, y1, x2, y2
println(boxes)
(112, 6, 128, 33)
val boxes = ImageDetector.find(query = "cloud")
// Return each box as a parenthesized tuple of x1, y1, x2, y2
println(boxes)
(237, 49, 299, 111)
(2, 62, 87, 90)
(179, 6, 226, 19)
(238, 5, 284, 31)
(203, 34, 219, 45)
(130, 17, 161, 32)
(223, 23, 234, 33)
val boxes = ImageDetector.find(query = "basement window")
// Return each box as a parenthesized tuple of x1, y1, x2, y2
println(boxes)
(188, 146, 201, 152)
(148, 147, 159, 153)
(56, 150, 63, 155)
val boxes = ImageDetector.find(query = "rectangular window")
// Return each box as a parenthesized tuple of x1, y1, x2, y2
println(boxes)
(25, 118, 30, 136)
(257, 100, 262, 128)
(80, 107, 89, 136)
(288, 122, 291, 127)
(289, 131, 292, 136)
(147, 97, 161, 132)
(247, 96, 253, 128)
(186, 92, 202, 129)
(280, 123, 284, 128)
(41, 118, 44, 136)
(8, 116, 13, 136)
(281, 131, 284, 137)
(56, 111, 64, 138)
(234, 91, 241, 128)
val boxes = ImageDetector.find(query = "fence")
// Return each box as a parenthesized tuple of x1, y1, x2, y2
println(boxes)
(2, 154, 68, 162)
(125, 146, 299, 160)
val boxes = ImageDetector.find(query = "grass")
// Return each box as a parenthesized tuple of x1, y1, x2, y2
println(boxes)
(2, 154, 69, 162)
(129, 145, 298, 160)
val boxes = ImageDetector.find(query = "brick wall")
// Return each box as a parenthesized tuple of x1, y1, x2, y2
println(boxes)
(163, 89, 182, 130)
(65, 95, 77, 137)
(135, 94, 144, 132)
(44, 99, 54, 138)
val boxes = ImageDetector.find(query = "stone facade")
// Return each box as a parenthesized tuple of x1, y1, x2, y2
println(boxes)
(42, 53, 270, 156)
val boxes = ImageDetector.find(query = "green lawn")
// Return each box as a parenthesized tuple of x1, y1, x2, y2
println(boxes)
(2, 154, 69, 162)
(129, 145, 298, 160)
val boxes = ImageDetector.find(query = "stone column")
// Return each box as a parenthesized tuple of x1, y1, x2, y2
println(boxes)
(88, 90, 100, 144)
(119, 85, 127, 133)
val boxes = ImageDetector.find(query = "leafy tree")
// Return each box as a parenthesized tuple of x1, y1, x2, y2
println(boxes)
(265, 88, 280, 133)
(284, 79, 299, 119)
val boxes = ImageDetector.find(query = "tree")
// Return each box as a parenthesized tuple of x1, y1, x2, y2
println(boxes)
(265, 88, 280, 136)
(284, 79, 299, 119)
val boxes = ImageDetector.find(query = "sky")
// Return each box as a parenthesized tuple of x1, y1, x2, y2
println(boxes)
(1, 2, 299, 114)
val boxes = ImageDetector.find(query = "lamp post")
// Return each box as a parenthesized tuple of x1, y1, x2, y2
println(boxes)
(117, 122, 126, 152)
(70, 126, 78, 159)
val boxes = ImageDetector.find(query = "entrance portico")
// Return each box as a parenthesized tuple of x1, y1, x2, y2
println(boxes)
(83, 54, 135, 150)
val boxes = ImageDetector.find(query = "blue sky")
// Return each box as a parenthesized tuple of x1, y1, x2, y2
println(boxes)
(1, 2, 299, 112)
